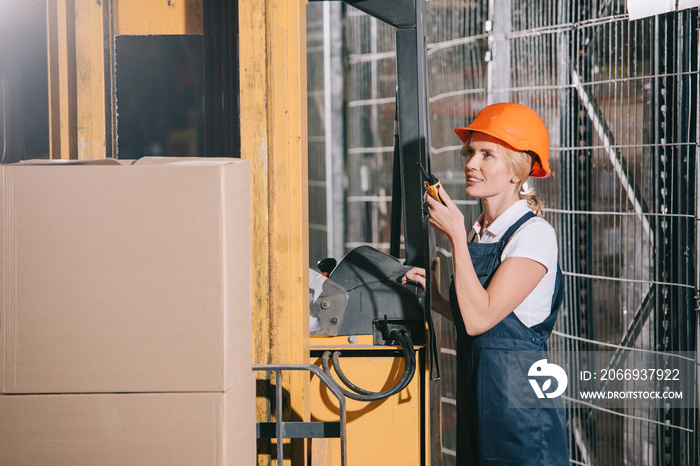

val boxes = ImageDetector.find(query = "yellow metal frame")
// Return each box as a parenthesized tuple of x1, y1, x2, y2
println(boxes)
(47, 0, 108, 160)
(46, 2, 310, 463)
(239, 0, 310, 463)
(309, 336, 432, 465)
(46, 0, 208, 160)
(114, 0, 203, 35)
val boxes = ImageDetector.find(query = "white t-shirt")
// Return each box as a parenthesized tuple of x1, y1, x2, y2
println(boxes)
(468, 199, 558, 328)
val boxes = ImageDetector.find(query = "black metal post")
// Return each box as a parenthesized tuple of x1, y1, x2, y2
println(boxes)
(390, 102, 403, 258)
(653, 10, 697, 466)
(203, 0, 240, 157)
(395, 23, 429, 266)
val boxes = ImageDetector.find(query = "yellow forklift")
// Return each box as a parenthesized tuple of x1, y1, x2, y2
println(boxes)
(301, 2, 443, 465)
(0, 0, 441, 464)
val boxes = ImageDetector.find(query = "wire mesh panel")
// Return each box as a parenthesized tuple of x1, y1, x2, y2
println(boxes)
(315, 1, 699, 464)
(308, 2, 330, 266)
(424, 4, 489, 462)
(307, 2, 345, 266)
(555, 4, 698, 465)
(344, 7, 398, 252)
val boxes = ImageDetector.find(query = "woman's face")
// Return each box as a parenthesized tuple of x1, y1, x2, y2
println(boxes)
(463, 132, 518, 201)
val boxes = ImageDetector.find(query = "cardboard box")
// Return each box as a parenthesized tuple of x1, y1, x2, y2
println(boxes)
(0, 157, 252, 393)
(0, 373, 256, 466)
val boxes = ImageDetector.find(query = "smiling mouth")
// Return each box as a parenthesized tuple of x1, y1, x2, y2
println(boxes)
(467, 177, 483, 183)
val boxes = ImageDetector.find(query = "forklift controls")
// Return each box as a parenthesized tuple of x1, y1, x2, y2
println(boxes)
(310, 246, 424, 343)
(311, 246, 426, 401)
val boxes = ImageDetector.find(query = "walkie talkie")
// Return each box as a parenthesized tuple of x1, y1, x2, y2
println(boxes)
(417, 162, 446, 205)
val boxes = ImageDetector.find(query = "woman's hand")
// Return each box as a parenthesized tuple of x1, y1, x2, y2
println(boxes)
(401, 266, 453, 321)
(401, 267, 427, 290)
(424, 187, 467, 245)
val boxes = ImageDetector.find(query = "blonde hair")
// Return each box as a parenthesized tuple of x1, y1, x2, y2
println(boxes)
(460, 137, 545, 217)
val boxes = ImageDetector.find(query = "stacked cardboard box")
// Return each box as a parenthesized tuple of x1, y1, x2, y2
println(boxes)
(0, 157, 254, 465)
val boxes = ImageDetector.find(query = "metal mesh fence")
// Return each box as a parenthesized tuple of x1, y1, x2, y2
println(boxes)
(307, 3, 330, 266)
(310, 1, 699, 464)
(344, 8, 397, 251)
(552, 4, 698, 465)
(307, 2, 345, 266)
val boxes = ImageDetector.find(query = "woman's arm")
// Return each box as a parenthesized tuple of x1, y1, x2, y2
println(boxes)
(451, 243, 545, 334)
(426, 188, 546, 335)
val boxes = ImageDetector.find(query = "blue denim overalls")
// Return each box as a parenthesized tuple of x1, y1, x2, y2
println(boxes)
(449, 211, 569, 465)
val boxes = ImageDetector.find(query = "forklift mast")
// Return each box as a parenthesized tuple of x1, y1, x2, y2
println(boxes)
(306, 3, 441, 465)
(313, 0, 432, 266)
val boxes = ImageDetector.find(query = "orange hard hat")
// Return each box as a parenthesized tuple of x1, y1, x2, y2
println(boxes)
(454, 103, 551, 178)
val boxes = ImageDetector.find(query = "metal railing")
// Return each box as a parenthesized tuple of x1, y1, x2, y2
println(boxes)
(253, 364, 347, 466)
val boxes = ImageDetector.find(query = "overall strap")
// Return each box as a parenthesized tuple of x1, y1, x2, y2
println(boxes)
(500, 211, 537, 245)
(550, 265, 565, 311)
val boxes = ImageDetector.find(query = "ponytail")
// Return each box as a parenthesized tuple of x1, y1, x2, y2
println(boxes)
(501, 144, 545, 216)
(520, 185, 544, 217)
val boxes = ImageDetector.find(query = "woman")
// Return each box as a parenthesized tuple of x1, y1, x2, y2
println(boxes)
(403, 103, 569, 465)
